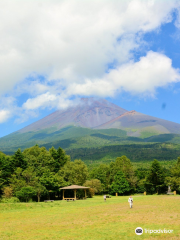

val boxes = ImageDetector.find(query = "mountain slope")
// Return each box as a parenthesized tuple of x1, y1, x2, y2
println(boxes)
(96, 110, 180, 137)
(1, 97, 180, 154)
(19, 98, 127, 133)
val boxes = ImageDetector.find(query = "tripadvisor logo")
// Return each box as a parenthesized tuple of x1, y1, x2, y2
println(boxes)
(135, 227, 143, 235)
(135, 227, 173, 235)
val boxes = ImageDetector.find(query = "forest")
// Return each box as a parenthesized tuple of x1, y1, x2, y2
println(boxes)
(0, 145, 180, 203)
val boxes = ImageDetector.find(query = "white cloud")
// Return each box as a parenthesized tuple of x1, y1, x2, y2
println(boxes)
(14, 79, 50, 97)
(0, 110, 11, 123)
(67, 51, 180, 97)
(0, 0, 180, 123)
(0, 0, 178, 95)
(23, 92, 57, 110)
(22, 92, 80, 111)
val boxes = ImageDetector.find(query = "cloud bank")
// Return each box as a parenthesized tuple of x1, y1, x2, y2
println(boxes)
(0, 0, 180, 122)
(68, 51, 180, 97)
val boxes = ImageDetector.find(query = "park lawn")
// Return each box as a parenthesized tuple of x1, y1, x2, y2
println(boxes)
(0, 195, 180, 240)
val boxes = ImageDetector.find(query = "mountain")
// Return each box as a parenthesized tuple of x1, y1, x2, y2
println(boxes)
(1, 97, 180, 155)
(18, 97, 180, 137)
(19, 98, 127, 133)
(96, 110, 180, 137)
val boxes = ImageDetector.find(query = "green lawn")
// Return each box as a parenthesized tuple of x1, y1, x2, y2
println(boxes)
(0, 195, 180, 240)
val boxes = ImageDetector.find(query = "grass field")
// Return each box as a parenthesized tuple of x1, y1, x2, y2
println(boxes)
(0, 195, 180, 240)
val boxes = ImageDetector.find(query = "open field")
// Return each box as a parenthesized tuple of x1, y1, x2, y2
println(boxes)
(0, 195, 180, 240)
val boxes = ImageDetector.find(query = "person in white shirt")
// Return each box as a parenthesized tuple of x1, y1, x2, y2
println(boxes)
(128, 196, 133, 208)
(104, 195, 106, 201)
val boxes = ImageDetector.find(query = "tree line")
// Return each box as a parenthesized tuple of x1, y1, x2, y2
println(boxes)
(66, 143, 180, 161)
(0, 145, 180, 202)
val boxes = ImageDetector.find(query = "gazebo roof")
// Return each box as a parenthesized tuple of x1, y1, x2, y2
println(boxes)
(60, 185, 89, 190)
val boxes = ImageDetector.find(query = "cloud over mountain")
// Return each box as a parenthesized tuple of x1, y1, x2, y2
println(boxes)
(0, 0, 180, 124)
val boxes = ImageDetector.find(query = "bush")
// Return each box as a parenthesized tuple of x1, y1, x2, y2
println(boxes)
(16, 186, 36, 202)
(0, 197, 20, 203)
(2, 186, 13, 198)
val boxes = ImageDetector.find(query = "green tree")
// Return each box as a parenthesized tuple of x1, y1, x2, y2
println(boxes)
(34, 183, 47, 202)
(145, 159, 165, 194)
(39, 169, 60, 192)
(110, 156, 136, 192)
(135, 168, 148, 193)
(110, 171, 130, 195)
(59, 159, 88, 185)
(9, 168, 26, 193)
(171, 157, 180, 177)
(22, 167, 37, 184)
(165, 157, 180, 193)
(110, 155, 134, 177)
(16, 186, 36, 202)
(0, 155, 15, 190)
(23, 146, 54, 173)
(12, 149, 27, 170)
(83, 179, 102, 194)
(89, 164, 110, 192)
(50, 147, 70, 172)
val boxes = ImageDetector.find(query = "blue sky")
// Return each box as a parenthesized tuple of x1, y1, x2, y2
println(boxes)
(0, 0, 180, 138)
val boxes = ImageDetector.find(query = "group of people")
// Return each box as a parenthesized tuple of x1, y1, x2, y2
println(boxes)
(103, 195, 133, 208)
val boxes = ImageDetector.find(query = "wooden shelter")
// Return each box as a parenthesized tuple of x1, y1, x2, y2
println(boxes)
(60, 185, 89, 200)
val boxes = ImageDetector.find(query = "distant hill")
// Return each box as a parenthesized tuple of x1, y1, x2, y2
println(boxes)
(0, 98, 180, 158)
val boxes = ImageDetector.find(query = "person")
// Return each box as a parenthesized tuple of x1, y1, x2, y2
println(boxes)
(128, 196, 133, 208)
(104, 195, 106, 201)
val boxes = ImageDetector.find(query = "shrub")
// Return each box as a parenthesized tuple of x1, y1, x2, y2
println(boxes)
(2, 186, 13, 198)
(16, 186, 36, 202)
(1, 197, 20, 203)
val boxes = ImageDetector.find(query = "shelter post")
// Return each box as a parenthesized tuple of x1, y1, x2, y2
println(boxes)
(84, 189, 87, 199)
(63, 189, 65, 200)
(74, 189, 76, 200)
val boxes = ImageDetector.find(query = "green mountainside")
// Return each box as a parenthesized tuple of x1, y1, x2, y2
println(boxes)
(1, 126, 180, 164)
(1, 126, 180, 152)
(1, 98, 180, 163)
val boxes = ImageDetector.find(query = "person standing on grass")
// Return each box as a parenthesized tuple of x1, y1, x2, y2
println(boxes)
(128, 196, 133, 208)
(104, 195, 106, 201)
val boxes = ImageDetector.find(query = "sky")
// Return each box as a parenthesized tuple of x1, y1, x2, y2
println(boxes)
(1, 0, 180, 138)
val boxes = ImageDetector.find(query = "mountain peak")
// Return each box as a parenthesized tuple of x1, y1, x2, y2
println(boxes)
(18, 98, 127, 133)
(16, 97, 180, 136)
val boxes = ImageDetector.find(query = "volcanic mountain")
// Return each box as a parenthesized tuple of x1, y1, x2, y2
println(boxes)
(18, 98, 127, 133)
(95, 110, 180, 137)
(1, 97, 180, 153)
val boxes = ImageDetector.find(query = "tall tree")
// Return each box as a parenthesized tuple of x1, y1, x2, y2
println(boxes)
(59, 159, 88, 185)
(165, 157, 180, 192)
(145, 159, 165, 194)
(12, 149, 27, 170)
(110, 155, 136, 191)
(83, 179, 102, 194)
(110, 171, 130, 195)
(49, 147, 70, 172)
(89, 164, 110, 192)
(0, 155, 14, 190)
(34, 183, 47, 202)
